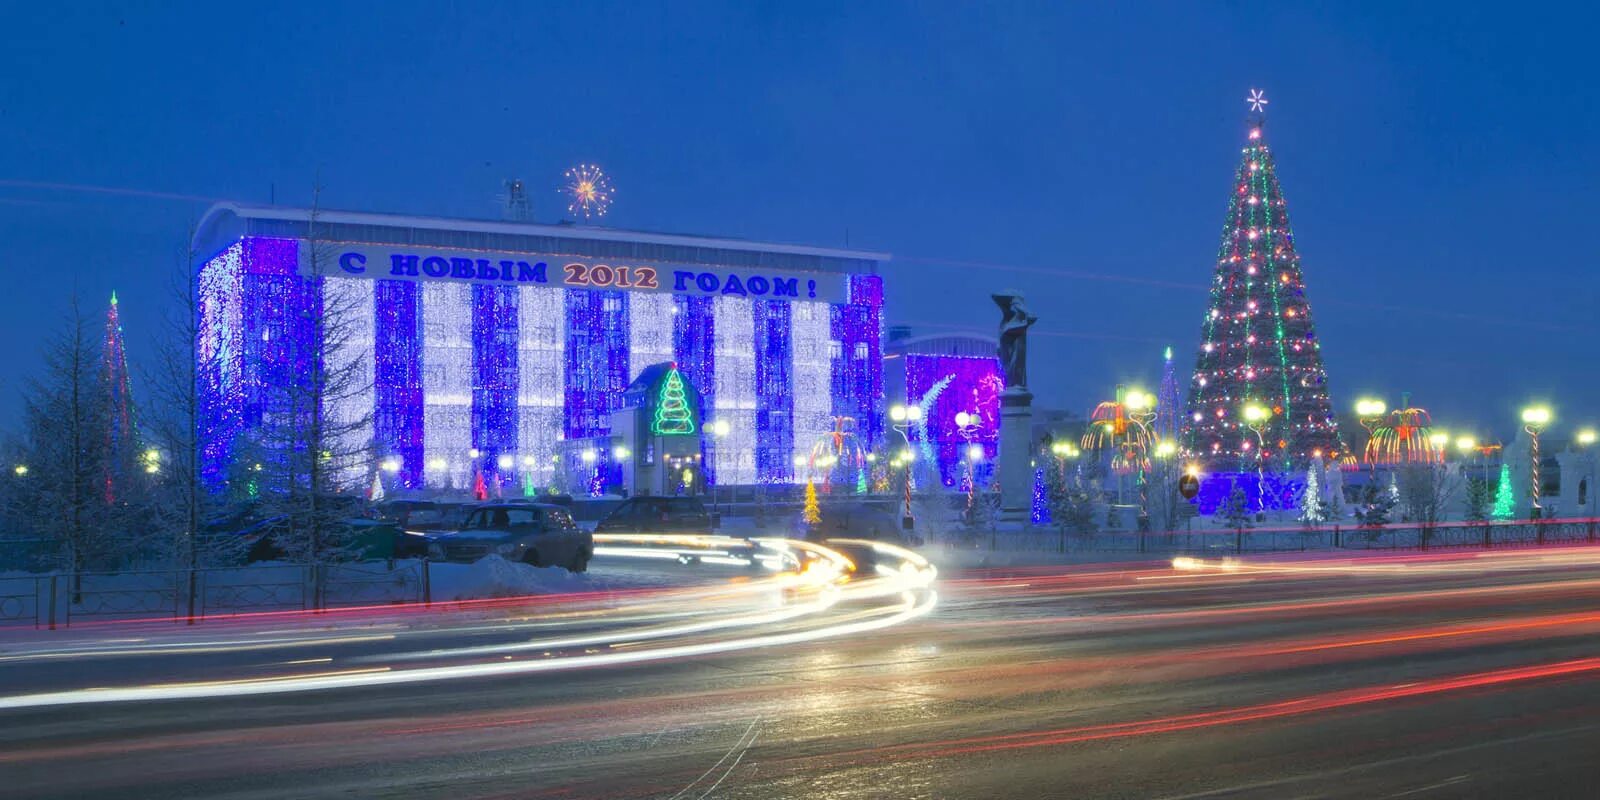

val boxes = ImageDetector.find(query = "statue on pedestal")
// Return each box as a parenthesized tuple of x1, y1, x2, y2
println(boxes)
(992, 291, 1039, 391)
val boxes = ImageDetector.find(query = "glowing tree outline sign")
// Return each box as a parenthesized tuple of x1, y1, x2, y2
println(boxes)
(652, 367, 697, 436)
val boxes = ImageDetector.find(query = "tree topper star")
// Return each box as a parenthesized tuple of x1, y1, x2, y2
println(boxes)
(1246, 88, 1269, 114)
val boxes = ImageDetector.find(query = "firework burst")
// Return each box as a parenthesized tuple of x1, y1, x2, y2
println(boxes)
(562, 163, 614, 220)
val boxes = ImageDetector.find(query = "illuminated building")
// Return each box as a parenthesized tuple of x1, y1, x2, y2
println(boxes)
(193, 203, 887, 494)
(884, 327, 1003, 487)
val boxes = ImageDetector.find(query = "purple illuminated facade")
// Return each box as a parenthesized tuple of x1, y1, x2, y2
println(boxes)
(193, 203, 888, 494)
(885, 330, 1003, 488)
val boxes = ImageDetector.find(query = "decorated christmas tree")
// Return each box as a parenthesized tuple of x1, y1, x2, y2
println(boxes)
(1299, 462, 1323, 523)
(802, 480, 822, 526)
(1156, 346, 1179, 444)
(1492, 463, 1515, 520)
(101, 291, 138, 503)
(652, 368, 696, 435)
(1181, 92, 1342, 473)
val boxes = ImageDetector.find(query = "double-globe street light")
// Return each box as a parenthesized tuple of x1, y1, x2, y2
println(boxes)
(1521, 405, 1552, 519)
(889, 404, 923, 527)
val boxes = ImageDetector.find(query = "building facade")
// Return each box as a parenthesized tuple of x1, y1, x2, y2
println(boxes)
(884, 328, 1003, 488)
(193, 204, 887, 495)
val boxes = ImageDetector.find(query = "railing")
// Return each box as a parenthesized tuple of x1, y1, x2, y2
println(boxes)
(987, 517, 1600, 555)
(0, 561, 429, 629)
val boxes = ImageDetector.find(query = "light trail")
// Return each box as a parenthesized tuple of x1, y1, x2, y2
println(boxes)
(0, 534, 937, 710)
(879, 656, 1600, 758)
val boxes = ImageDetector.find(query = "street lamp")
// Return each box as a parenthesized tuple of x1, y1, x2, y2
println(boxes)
(1428, 431, 1449, 461)
(889, 404, 922, 526)
(1521, 405, 1552, 518)
(1355, 398, 1387, 475)
(12, 464, 26, 477)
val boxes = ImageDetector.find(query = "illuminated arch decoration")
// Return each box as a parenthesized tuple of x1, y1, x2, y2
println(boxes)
(1083, 400, 1155, 476)
(805, 415, 869, 492)
(1364, 406, 1440, 466)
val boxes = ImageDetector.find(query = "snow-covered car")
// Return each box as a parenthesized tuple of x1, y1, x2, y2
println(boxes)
(594, 496, 714, 533)
(427, 503, 592, 572)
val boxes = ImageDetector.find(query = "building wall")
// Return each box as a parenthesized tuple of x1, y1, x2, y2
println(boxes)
(197, 235, 884, 493)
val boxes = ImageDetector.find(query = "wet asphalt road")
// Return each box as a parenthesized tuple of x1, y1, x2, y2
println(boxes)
(4, 547, 1600, 799)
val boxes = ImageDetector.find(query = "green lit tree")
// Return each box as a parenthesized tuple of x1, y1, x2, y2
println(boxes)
(1491, 463, 1515, 520)
(653, 369, 696, 435)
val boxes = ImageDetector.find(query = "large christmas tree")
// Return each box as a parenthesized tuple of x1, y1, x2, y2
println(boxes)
(1181, 92, 1342, 472)
(101, 291, 138, 503)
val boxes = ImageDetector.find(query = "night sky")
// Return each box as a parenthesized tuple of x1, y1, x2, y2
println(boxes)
(1, 3, 1594, 444)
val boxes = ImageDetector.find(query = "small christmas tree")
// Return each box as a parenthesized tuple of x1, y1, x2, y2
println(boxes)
(369, 472, 385, 503)
(1031, 468, 1051, 525)
(652, 369, 696, 435)
(802, 480, 822, 526)
(1492, 464, 1515, 520)
(473, 470, 489, 501)
(1299, 464, 1323, 524)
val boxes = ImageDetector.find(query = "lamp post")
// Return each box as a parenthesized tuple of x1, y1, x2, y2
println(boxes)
(954, 410, 980, 488)
(1050, 441, 1080, 487)
(889, 404, 923, 527)
(964, 443, 984, 522)
(1355, 398, 1387, 478)
(1520, 405, 1552, 519)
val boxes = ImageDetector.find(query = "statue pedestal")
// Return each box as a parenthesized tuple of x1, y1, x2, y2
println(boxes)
(998, 388, 1034, 523)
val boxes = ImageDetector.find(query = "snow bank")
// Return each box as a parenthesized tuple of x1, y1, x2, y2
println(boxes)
(426, 556, 594, 601)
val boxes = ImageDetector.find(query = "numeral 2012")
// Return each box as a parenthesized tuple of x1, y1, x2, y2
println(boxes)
(563, 263, 659, 289)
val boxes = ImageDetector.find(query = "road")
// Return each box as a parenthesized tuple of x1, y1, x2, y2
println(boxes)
(4, 542, 1600, 799)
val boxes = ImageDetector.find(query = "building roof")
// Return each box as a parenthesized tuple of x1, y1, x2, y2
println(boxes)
(193, 202, 888, 275)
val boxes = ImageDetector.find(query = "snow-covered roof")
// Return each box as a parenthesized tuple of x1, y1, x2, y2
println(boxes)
(193, 203, 888, 274)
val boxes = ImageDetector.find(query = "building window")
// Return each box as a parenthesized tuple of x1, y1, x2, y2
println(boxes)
(828, 341, 842, 360)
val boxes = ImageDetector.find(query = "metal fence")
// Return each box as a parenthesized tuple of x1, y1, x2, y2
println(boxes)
(986, 517, 1600, 555)
(0, 560, 429, 629)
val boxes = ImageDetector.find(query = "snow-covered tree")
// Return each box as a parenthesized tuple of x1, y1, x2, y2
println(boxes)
(16, 296, 118, 576)
(250, 186, 374, 579)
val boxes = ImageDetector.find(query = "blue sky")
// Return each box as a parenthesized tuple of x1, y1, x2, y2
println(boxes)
(0, 2, 1595, 443)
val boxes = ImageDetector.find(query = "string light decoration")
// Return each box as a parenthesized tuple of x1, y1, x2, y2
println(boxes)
(651, 368, 697, 435)
(1363, 404, 1442, 466)
(374, 280, 423, 487)
(753, 300, 795, 483)
(673, 295, 717, 484)
(422, 282, 474, 489)
(324, 277, 376, 488)
(517, 285, 566, 490)
(197, 243, 246, 488)
(1156, 346, 1179, 443)
(790, 300, 833, 483)
(713, 295, 757, 485)
(101, 291, 137, 503)
(832, 276, 885, 452)
(563, 163, 614, 220)
(1180, 95, 1343, 472)
(1031, 467, 1051, 525)
(472, 284, 520, 484)
(905, 354, 1002, 487)
(198, 237, 885, 495)
(564, 288, 630, 440)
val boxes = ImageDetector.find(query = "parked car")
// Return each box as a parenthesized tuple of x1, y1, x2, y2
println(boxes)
(594, 496, 714, 533)
(242, 516, 407, 563)
(427, 503, 592, 572)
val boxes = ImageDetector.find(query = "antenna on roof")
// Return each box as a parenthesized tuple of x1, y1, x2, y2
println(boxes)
(500, 178, 532, 221)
